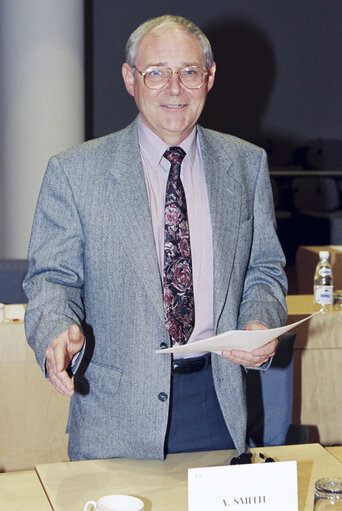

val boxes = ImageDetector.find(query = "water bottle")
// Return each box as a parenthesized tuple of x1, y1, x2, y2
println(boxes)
(313, 251, 334, 311)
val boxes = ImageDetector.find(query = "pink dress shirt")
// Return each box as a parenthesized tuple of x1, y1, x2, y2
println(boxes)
(138, 117, 214, 358)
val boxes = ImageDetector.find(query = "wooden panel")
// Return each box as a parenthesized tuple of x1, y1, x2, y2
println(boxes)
(0, 323, 69, 472)
(286, 297, 342, 444)
(293, 348, 342, 444)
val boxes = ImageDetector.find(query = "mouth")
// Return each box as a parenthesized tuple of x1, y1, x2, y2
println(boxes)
(161, 104, 186, 109)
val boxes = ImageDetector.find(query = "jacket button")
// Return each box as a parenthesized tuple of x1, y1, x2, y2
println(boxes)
(158, 392, 168, 402)
(159, 342, 168, 349)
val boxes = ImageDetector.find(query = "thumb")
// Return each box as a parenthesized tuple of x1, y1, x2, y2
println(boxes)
(67, 324, 84, 354)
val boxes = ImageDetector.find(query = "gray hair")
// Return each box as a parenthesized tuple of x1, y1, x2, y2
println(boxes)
(125, 15, 214, 70)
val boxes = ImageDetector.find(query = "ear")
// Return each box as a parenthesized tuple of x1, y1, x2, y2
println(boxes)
(206, 61, 216, 92)
(122, 63, 135, 97)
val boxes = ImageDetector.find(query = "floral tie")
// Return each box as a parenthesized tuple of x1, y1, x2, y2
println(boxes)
(163, 147, 194, 346)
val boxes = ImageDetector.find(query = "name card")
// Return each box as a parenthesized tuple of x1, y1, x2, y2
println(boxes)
(188, 461, 298, 510)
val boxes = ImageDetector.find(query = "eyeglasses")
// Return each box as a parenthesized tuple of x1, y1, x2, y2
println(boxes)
(132, 65, 209, 90)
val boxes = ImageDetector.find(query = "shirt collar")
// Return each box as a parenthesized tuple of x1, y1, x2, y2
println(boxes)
(138, 115, 197, 169)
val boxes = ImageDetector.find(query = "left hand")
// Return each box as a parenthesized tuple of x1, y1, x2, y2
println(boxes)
(221, 321, 278, 367)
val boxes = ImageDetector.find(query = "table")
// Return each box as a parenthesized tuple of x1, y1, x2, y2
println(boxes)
(0, 470, 52, 510)
(35, 444, 342, 511)
(326, 446, 342, 463)
(286, 295, 342, 444)
(0, 321, 69, 472)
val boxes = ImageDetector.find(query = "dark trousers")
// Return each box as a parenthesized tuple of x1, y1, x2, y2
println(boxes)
(165, 356, 234, 454)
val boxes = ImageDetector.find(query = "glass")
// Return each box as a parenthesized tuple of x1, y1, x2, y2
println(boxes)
(133, 65, 208, 89)
(314, 478, 342, 509)
(333, 290, 342, 311)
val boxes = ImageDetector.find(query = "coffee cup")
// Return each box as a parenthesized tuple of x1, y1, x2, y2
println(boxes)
(83, 494, 144, 511)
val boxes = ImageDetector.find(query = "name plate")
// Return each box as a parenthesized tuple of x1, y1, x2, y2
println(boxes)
(188, 461, 298, 510)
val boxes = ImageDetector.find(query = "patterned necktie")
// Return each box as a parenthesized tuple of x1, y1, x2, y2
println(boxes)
(163, 147, 194, 346)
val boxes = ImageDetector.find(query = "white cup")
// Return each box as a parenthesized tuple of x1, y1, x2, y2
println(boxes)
(83, 494, 144, 511)
(0, 303, 4, 323)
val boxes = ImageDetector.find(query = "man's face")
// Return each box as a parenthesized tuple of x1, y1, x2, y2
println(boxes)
(122, 27, 216, 145)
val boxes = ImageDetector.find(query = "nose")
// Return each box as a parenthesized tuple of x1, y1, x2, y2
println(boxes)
(165, 70, 182, 94)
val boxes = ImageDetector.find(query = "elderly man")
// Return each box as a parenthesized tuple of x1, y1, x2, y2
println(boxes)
(24, 15, 287, 461)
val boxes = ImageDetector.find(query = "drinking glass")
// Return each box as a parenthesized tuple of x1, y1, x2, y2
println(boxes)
(314, 478, 342, 509)
(333, 290, 342, 311)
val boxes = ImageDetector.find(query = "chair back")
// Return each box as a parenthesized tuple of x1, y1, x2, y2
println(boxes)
(0, 259, 28, 303)
(292, 177, 339, 211)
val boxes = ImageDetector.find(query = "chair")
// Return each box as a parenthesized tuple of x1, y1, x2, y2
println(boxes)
(0, 259, 28, 303)
(246, 331, 307, 447)
(285, 424, 309, 445)
(292, 177, 342, 245)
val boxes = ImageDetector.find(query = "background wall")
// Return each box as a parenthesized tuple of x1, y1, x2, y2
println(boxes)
(0, 0, 84, 259)
(1, 0, 341, 260)
(91, 0, 342, 168)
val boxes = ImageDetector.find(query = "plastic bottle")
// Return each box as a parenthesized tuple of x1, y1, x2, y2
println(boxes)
(313, 251, 334, 311)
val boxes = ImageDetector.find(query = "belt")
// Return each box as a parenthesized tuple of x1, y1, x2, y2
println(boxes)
(171, 354, 211, 375)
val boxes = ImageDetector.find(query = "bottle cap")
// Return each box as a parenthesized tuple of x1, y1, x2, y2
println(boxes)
(319, 251, 330, 260)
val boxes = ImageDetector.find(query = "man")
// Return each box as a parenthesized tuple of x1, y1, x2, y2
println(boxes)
(24, 15, 287, 461)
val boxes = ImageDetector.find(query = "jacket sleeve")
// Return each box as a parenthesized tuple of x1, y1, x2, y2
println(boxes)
(237, 149, 288, 331)
(23, 156, 85, 373)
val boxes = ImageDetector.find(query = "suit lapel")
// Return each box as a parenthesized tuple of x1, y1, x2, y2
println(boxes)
(198, 127, 242, 332)
(107, 121, 164, 323)
(104, 121, 243, 332)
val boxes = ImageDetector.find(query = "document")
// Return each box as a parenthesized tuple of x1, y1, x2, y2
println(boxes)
(155, 312, 319, 355)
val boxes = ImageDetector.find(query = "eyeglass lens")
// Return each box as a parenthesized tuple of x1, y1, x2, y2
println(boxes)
(143, 66, 206, 89)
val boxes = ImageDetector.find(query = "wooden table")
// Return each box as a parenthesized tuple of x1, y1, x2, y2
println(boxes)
(0, 470, 52, 510)
(326, 446, 342, 463)
(35, 444, 342, 511)
(286, 295, 342, 445)
(0, 321, 69, 472)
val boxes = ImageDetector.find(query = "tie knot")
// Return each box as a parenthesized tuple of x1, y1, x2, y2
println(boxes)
(163, 146, 186, 165)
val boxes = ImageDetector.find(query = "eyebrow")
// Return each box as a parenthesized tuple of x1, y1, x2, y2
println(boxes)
(143, 61, 202, 69)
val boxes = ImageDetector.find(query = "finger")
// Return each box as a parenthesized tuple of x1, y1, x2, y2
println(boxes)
(54, 339, 71, 372)
(251, 338, 278, 357)
(45, 329, 78, 396)
(222, 348, 272, 367)
(46, 358, 74, 396)
(50, 372, 74, 397)
(67, 324, 84, 354)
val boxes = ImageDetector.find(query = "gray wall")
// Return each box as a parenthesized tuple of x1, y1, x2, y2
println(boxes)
(91, 0, 342, 167)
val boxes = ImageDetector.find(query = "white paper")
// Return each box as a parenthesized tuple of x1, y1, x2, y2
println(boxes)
(188, 461, 298, 511)
(155, 312, 319, 355)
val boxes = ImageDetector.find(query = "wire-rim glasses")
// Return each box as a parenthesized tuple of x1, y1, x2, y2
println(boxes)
(132, 65, 208, 90)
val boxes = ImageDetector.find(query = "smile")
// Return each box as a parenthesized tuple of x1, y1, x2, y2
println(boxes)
(162, 104, 186, 109)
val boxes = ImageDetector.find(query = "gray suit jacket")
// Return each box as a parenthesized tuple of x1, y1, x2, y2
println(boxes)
(24, 118, 287, 461)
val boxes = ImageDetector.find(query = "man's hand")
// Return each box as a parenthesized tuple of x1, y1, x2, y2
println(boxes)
(45, 324, 84, 397)
(221, 321, 278, 367)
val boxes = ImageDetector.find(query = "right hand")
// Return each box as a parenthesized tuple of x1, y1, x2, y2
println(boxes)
(45, 324, 85, 397)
